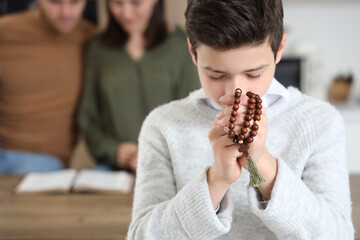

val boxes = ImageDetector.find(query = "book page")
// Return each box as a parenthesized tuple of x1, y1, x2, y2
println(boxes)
(73, 170, 134, 194)
(15, 169, 77, 194)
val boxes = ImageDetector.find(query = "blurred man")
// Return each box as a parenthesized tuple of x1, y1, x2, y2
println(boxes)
(0, 0, 95, 174)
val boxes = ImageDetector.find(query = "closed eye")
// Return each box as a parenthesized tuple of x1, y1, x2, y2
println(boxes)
(210, 75, 226, 80)
(247, 74, 261, 79)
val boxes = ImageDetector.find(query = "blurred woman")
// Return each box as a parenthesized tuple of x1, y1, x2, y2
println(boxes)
(78, 0, 198, 172)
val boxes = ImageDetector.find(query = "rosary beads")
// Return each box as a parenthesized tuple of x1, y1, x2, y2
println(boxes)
(227, 88, 266, 187)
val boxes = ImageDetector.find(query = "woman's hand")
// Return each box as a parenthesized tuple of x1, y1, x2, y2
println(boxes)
(117, 142, 138, 172)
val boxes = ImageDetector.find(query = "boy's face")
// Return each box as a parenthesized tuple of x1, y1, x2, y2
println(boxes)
(37, 0, 86, 34)
(188, 35, 286, 108)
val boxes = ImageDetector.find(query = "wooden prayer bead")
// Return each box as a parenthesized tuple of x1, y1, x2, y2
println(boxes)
(251, 124, 259, 130)
(234, 98, 240, 104)
(246, 136, 254, 143)
(256, 103, 262, 109)
(231, 110, 238, 116)
(234, 92, 241, 98)
(243, 121, 250, 127)
(245, 115, 252, 121)
(228, 130, 235, 138)
(247, 109, 254, 115)
(230, 116, 236, 123)
(233, 104, 239, 110)
(250, 130, 257, 137)
(248, 98, 256, 104)
(254, 115, 261, 121)
(241, 127, 248, 134)
(256, 98, 262, 104)
(229, 123, 235, 129)
(239, 134, 245, 140)
(248, 104, 255, 110)
(255, 109, 262, 115)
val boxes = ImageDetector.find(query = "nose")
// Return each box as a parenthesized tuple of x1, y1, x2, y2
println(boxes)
(225, 75, 248, 94)
(225, 76, 250, 103)
(59, 2, 72, 17)
(123, 3, 134, 19)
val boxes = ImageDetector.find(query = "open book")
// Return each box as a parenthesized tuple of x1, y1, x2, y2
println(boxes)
(15, 169, 134, 195)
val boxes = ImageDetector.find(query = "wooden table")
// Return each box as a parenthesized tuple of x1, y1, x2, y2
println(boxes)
(0, 175, 133, 240)
(0, 175, 359, 240)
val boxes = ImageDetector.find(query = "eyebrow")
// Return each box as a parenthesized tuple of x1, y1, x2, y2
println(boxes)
(204, 64, 269, 74)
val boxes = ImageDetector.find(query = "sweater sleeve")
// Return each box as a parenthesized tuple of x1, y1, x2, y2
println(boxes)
(127, 111, 233, 240)
(247, 106, 354, 239)
(78, 38, 119, 167)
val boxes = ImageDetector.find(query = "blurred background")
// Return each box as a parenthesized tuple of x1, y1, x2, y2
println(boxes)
(0, 0, 359, 239)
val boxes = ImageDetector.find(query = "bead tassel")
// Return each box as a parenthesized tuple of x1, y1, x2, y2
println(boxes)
(246, 156, 266, 187)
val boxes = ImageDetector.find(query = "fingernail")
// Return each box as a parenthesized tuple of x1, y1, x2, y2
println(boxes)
(217, 120, 221, 125)
(219, 96, 224, 103)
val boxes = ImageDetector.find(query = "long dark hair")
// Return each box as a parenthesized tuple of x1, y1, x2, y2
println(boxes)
(101, 0, 168, 50)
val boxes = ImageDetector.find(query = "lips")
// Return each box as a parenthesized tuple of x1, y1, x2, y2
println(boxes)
(124, 19, 135, 26)
(58, 18, 74, 26)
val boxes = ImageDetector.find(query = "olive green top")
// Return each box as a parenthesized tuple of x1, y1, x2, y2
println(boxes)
(78, 27, 199, 167)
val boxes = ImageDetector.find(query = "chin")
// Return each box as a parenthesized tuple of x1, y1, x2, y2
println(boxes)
(56, 25, 76, 34)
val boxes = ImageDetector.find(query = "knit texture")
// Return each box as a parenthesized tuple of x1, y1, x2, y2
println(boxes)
(127, 87, 354, 240)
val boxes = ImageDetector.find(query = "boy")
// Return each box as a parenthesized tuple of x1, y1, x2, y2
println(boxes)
(128, 0, 354, 239)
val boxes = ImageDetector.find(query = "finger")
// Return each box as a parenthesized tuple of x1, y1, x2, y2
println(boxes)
(214, 135, 245, 158)
(218, 93, 236, 105)
(209, 123, 227, 140)
(217, 111, 247, 127)
(223, 125, 244, 137)
(219, 92, 249, 106)
(217, 104, 247, 120)
(211, 118, 219, 129)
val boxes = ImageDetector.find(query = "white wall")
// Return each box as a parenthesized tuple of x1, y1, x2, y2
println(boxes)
(283, 1, 360, 101)
(283, 2, 360, 173)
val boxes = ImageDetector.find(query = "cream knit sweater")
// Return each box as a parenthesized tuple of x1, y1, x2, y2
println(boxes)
(128, 87, 354, 240)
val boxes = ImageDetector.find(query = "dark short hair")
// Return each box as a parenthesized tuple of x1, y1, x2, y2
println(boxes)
(185, 0, 284, 58)
(101, 0, 167, 49)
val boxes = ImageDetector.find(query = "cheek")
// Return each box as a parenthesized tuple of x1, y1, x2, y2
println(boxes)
(254, 67, 276, 96)
(138, 4, 155, 22)
(198, 71, 225, 102)
(74, 5, 85, 17)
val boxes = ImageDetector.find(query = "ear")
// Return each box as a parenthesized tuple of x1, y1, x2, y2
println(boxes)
(187, 38, 198, 66)
(275, 33, 287, 64)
